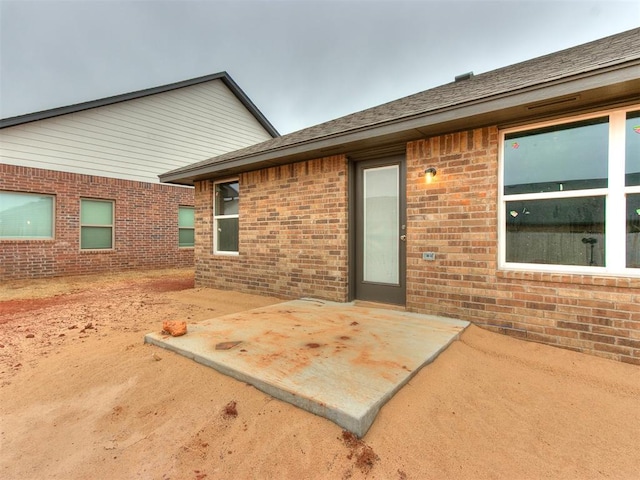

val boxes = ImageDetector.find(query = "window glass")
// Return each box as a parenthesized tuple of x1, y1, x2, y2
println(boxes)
(0, 192, 54, 239)
(625, 111, 640, 186)
(216, 217, 239, 252)
(81, 200, 112, 225)
(627, 193, 640, 268)
(506, 196, 605, 266)
(178, 206, 195, 247)
(179, 229, 195, 247)
(215, 182, 239, 215)
(504, 118, 609, 194)
(214, 181, 239, 253)
(80, 199, 113, 249)
(81, 227, 113, 249)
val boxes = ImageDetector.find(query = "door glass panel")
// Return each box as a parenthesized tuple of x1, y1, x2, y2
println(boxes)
(363, 165, 399, 284)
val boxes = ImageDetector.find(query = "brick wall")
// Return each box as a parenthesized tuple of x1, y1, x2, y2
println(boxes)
(190, 128, 638, 364)
(194, 155, 349, 302)
(0, 164, 194, 280)
(406, 127, 640, 365)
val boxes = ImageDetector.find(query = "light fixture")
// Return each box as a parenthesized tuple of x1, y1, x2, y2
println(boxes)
(424, 167, 437, 184)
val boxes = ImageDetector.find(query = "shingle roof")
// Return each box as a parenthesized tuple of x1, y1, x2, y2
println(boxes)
(162, 28, 640, 183)
(0, 72, 280, 137)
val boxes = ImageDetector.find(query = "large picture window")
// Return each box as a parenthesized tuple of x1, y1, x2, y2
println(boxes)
(500, 106, 640, 274)
(80, 199, 114, 250)
(178, 206, 195, 247)
(214, 180, 239, 254)
(0, 191, 54, 239)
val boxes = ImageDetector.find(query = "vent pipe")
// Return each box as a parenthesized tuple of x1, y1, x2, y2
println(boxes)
(455, 71, 474, 82)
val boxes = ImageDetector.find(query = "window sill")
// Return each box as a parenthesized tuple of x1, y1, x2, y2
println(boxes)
(80, 249, 115, 254)
(497, 268, 640, 288)
(0, 238, 55, 243)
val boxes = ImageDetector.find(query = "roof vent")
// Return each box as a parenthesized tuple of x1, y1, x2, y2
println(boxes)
(455, 71, 474, 82)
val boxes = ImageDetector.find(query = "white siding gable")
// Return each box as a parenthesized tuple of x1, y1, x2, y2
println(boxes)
(0, 79, 274, 183)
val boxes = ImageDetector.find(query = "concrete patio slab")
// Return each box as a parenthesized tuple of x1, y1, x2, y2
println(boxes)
(144, 298, 469, 437)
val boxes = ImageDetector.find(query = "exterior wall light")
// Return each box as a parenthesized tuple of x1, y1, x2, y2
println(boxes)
(424, 167, 437, 184)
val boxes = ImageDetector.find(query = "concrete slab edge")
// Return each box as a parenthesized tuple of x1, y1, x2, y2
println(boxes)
(144, 333, 368, 436)
(143, 318, 470, 439)
(358, 321, 470, 437)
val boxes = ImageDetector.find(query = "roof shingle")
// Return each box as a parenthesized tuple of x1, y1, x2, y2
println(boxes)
(163, 28, 640, 181)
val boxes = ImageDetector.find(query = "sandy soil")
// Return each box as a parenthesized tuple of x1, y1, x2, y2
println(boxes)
(1, 269, 639, 480)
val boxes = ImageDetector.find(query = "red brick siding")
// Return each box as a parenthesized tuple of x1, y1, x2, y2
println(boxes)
(0, 164, 194, 280)
(194, 155, 349, 302)
(406, 127, 640, 365)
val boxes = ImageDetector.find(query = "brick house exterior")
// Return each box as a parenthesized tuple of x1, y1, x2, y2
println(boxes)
(1, 73, 278, 280)
(193, 156, 349, 299)
(0, 164, 195, 278)
(163, 29, 640, 363)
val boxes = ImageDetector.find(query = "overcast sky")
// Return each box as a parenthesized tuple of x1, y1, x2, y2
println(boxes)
(1, 1, 638, 134)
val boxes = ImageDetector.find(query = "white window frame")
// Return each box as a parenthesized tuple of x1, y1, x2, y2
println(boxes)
(498, 104, 640, 276)
(80, 198, 115, 250)
(213, 178, 239, 256)
(0, 191, 55, 240)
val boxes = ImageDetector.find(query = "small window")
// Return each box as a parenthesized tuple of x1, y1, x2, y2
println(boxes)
(0, 191, 54, 239)
(214, 180, 239, 254)
(178, 206, 195, 247)
(80, 199, 113, 249)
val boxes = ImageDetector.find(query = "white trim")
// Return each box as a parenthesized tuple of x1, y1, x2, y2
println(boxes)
(499, 103, 640, 276)
(608, 111, 626, 271)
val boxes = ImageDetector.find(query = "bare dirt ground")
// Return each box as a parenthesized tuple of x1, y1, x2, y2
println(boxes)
(1, 268, 639, 480)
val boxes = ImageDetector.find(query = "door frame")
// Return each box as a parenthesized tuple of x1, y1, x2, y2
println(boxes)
(349, 155, 407, 305)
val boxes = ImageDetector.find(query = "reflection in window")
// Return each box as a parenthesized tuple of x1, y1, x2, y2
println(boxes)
(628, 194, 640, 268)
(506, 196, 605, 266)
(626, 111, 640, 186)
(0, 191, 54, 239)
(504, 118, 609, 194)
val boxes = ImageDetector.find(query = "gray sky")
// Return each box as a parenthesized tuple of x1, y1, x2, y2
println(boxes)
(1, 0, 638, 134)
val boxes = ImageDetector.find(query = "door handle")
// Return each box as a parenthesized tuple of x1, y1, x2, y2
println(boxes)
(400, 234, 407, 241)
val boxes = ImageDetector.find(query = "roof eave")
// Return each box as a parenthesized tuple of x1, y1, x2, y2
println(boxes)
(160, 61, 640, 186)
